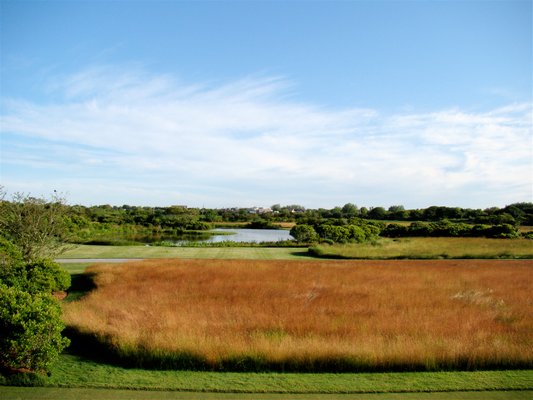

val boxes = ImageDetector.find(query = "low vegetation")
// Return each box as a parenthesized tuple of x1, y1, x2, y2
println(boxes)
(60, 245, 306, 260)
(309, 237, 533, 259)
(3, 354, 531, 394)
(64, 259, 533, 372)
(1, 189, 532, 396)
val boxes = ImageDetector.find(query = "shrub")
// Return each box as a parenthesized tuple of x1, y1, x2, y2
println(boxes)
(0, 284, 70, 374)
(290, 224, 319, 243)
(0, 236, 24, 270)
(485, 224, 520, 239)
(0, 257, 70, 295)
(24, 259, 71, 294)
(522, 231, 533, 239)
(382, 223, 409, 238)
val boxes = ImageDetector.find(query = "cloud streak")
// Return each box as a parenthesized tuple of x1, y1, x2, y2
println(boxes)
(1, 66, 531, 208)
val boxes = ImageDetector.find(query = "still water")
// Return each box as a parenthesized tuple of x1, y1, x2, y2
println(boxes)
(205, 228, 293, 243)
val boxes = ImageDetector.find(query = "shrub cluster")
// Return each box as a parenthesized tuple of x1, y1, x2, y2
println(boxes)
(291, 219, 381, 244)
(291, 219, 526, 244)
(382, 221, 522, 239)
(0, 237, 70, 375)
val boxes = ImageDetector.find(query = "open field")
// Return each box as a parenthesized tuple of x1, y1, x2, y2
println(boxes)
(60, 245, 307, 260)
(64, 258, 533, 372)
(310, 238, 533, 259)
(59, 237, 533, 261)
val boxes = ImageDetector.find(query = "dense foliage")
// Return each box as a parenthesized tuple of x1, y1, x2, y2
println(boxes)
(382, 221, 521, 239)
(291, 219, 381, 244)
(0, 284, 69, 374)
(0, 192, 69, 262)
(66, 202, 533, 226)
(0, 239, 70, 375)
(0, 191, 71, 375)
(54, 201, 533, 245)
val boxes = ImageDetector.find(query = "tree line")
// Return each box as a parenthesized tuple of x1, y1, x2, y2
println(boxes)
(59, 201, 533, 245)
(64, 201, 533, 229)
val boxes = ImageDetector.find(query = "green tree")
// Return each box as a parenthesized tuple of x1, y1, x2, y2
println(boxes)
(290, 224, 319, 243)
(0, 190, 69, 262)
(341, 203, 358, 218)
(368, 206, 387, 220)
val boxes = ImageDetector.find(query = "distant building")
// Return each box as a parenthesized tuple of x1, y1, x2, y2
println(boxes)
(247, 207, 273, 214)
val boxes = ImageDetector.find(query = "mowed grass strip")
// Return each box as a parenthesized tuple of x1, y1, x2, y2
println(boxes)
(60, 245, 307, 260)
(41, 354, 533, 393)
(63, 259, 533, 372)
(3, 388, 533, 400)
(310, 238, 533, 259)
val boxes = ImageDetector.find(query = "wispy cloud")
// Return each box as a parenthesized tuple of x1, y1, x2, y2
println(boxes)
(1, 65, 531, 208)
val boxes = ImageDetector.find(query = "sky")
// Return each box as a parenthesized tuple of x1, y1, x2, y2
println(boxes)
(1, 0, 532, 209)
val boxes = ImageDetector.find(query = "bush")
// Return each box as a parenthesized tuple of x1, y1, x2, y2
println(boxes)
(0, 257, 70, 295)
(25, 259, 71, 294)
(484, 224, 520, 239)
(0, 284, 70, 374)
(0, 236, 24, 270)
(290, 224, 319, 243)
(522, 231, 533, 239)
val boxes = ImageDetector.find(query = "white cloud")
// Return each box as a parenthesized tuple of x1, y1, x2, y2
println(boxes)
(1, 66, 531, 208)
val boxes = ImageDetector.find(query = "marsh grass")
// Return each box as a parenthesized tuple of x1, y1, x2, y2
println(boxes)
(309, 237, 533, 259)
(63, 259, 533, 372)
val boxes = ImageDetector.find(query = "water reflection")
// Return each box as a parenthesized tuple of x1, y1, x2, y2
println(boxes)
(206, 228, 293, 243)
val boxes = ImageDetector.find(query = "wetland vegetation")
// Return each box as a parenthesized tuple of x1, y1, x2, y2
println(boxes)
(1, 192, 532, 396)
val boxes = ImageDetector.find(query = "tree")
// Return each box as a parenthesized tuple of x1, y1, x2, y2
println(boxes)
(368, 206, 387, 220)
(290, 224, 319, 243)
(388, 205, 407, 220)
(0, 190, 69, 262)
(341, 203, 358, 218)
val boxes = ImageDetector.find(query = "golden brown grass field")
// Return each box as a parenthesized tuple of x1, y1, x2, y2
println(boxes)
(64, 259, 533, 371)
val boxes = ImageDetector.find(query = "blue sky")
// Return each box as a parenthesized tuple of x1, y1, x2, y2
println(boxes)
(1, 0, 531, 209)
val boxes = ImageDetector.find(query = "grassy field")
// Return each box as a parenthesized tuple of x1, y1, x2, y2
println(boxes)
(4, 244, 532, 397)
(60, 245, 308, 260)
(3, 387, 532, 400)
(2, 353, 531, 396)
(310, 237, 533, 259)
(59, 237, 533, 261)
(63, 259, 533, 372)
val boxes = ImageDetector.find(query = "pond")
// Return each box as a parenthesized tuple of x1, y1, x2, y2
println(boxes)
(204, 228, 294, 243)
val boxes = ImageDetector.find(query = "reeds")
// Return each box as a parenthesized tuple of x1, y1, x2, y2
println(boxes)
(63, 259, 533, 371)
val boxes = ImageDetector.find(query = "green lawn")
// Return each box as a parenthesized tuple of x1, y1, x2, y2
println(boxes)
(2, 387, 532, 400)
(59, 245, 309, 260)
(2, 353, 529, 396)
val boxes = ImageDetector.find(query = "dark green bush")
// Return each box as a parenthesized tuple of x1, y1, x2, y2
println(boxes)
(25, 259, 71, 294)
(290, 224, 319, 243)
(0, 257, 70, 295)
(0, 284, 70, 374)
